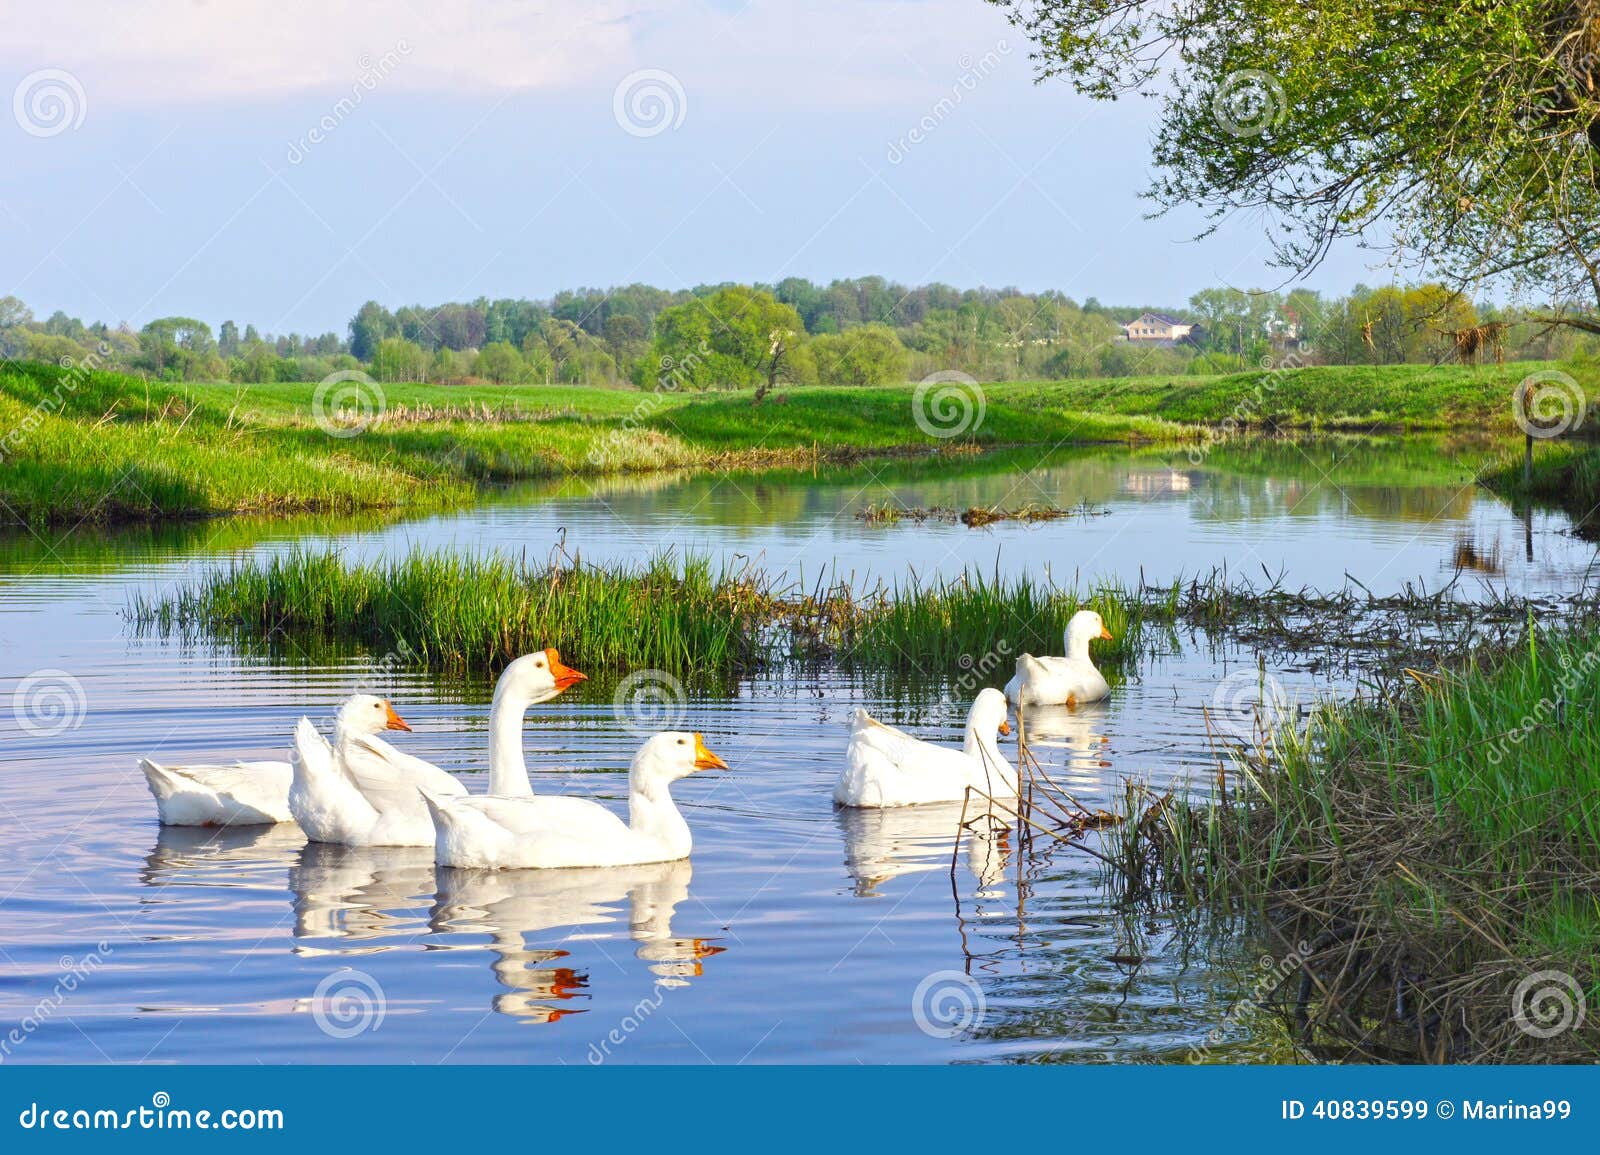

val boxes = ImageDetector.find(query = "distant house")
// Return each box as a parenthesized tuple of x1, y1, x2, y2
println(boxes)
(1119, 312, 1197, 346)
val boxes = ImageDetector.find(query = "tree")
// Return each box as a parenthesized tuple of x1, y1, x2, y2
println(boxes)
(349, 300, 398, 361)
(476, 341, 528, 384)
(138, 317, 214, 379)
(646, 286, 809, 399)
(811, 325, 911, 386)
(371, 337, 429, 383)
(218, 320, 241, 358)
(994, 2, 1600, 326)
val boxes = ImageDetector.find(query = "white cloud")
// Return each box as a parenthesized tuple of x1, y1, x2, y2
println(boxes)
(0, 0, 637, 101)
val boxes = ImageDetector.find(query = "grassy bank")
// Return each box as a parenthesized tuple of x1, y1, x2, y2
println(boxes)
(1479, 442, 1600, 530)
(0, 360, 1185, 526)
(1122, 625, 1600, 1062)
(999, 362, 1593, 432)
(8, 358, 1591, 527)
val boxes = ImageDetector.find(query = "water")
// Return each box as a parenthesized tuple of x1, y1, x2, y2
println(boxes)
(1, 439, 1593, 1064)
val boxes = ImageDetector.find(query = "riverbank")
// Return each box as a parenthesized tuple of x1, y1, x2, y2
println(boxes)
(1479, 442, 1600, 530)
(4, 359, 1593, 526)
(1124, 622, 1600, 1062)
(0, 360, 1184, 526)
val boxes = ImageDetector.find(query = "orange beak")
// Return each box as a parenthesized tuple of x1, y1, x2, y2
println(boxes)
(1099, 626, 1114, 641)
(692, 733, 728, 771)
(998, 720, 1012, 736)
(383, 701, 412, 732)
(545, 648, 588, 692)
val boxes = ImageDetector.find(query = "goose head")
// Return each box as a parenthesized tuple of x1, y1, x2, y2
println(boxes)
(336, 694, 412, 738)
(497, 648, 588, 706)
(967, 687, 1012, 739)
(1064, 610, 1113, 656)
(631, 731, 729, 789)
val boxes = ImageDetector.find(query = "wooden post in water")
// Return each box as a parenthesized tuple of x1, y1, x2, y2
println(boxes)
(1523, 380, 1534, 487)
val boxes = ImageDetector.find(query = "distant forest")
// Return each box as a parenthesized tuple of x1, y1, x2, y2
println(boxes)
(3, 277, 1595, 390)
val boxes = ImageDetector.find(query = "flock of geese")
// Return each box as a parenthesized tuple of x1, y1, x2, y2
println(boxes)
(137, 612, 1115, 872)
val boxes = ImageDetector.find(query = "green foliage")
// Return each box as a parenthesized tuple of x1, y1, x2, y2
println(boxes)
(810, 324, 910, 386)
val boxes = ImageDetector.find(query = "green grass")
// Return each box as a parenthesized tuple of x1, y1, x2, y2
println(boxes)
(1479, 441, 1600, 528)
(994, 362, 1596, 432)
(130, 547, 1169, 679)
(1123, 622, 1600, 1060)
(0, 360, 1189, 526)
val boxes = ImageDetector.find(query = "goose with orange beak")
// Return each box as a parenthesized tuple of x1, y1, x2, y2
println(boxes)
(422, 731, 729, 870)
(1003, 610, 1113, 708)
(298, 649, 589, 847)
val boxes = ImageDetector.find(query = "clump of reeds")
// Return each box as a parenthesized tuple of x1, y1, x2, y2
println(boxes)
(1101, 622, 1600, 1063)
(854, 502, 1107, 527)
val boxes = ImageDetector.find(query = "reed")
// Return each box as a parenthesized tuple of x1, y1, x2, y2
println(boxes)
(1104, 620, 1600, 1062)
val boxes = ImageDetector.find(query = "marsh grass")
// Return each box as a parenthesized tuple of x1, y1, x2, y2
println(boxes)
(1104, 623, 1600, 1062)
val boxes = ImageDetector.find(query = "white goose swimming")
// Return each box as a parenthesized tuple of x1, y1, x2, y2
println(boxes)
(1004, 609, 1113, 707)
(288, 695, 439, 845)
(138, 754, 295, 827)
(299, 650, 588, 848)
(835, 688, 1016, 808)
(422, 731, 728, 870)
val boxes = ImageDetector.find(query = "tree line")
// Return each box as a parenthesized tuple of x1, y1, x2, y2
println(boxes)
(3, 278, 1595, 391)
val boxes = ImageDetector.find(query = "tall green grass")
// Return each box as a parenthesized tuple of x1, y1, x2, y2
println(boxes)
(131, 548, 1164, 678)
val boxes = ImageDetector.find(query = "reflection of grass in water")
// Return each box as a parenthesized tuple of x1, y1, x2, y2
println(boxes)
(1479, 442, 1600, 532)
(1113, 622, 1600, 1062)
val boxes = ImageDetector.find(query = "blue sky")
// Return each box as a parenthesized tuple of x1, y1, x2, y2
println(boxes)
(1, 0, 1383, 336)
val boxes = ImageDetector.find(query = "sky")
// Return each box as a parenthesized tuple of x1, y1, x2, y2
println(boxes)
(0, 0, 1384, 337)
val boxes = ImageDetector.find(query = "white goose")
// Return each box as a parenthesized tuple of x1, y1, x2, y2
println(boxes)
(300, 650, 588, 848)
(136, 695, 408, 827)
(288, 695, 439, 845)
(422, 731, 728, 870)
(1004, 609, 1113, 707)
(835, 688, 1016, 808)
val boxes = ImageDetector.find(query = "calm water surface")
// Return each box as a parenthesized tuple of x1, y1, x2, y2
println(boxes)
(1, 440, 1593, 1063)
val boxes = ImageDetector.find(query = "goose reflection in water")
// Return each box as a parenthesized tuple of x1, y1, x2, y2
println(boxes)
(288, 842, 437, 951)
(837, 801, 1012, 900)
(1016, 702, 1113, 789)
(141, 823, 306, 891)
(429, 859, 723, 1024)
